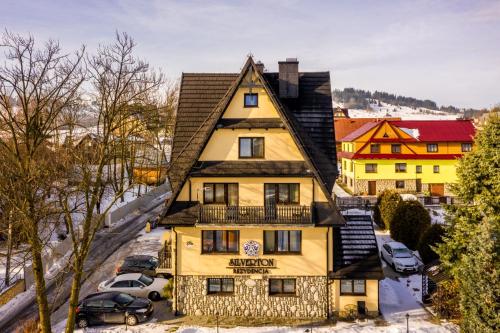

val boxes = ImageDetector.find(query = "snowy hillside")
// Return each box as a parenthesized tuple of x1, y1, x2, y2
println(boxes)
(335, 100, 461, 120)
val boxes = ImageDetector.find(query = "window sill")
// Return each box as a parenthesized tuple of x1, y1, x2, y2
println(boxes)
(201, 252, 240, 255)
(263, 252, 302, 255)
(238, 156, 265, 159)
(269, 293, 297, 297)
(243, 105, 258, 108)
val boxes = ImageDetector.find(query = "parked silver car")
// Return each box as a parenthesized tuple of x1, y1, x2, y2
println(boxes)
(380, 241, 419, 273)
(98, 273, 168, 301)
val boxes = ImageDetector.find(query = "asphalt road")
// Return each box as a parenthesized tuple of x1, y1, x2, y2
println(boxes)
(0, 195, 168, 333)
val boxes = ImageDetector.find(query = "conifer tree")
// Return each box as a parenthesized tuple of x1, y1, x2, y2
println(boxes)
(436, 110, 500, 331)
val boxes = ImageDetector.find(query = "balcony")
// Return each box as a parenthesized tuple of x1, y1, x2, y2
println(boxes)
(199, 204, 312, 224)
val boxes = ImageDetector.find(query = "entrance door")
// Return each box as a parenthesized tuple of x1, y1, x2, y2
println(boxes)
(357, 301, 366, 315)
(430, 183, 444, 196)
(416, 179, 422, 192)
(368, 181, 376, 195)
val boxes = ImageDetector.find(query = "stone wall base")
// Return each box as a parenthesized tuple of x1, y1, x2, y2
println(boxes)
(176, 275, 328, 318)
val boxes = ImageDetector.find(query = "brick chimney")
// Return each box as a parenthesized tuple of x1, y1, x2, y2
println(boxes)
(278, 58, 299, 98)
(255, 61, 265, 74)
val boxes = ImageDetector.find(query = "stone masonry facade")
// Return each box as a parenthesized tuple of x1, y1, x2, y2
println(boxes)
(354, 179, 417, 195)
(176, 275, 328, 318)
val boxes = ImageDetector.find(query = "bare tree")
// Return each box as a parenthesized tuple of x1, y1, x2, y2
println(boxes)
(60, 32, 163, 333)
(0, 31, 85, 333)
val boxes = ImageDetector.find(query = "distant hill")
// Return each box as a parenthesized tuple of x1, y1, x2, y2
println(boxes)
(333, 88, 484, 116)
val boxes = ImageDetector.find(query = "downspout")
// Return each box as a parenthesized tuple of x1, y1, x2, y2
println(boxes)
(326, 226, 330, 318)
(172, 227, 178, 316)
(189, 179, 192, 202)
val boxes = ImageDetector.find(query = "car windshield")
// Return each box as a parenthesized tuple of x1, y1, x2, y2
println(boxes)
(393, 248, 413, 258)
(114, 293, 135, 306)
(138, 274, 154, 286)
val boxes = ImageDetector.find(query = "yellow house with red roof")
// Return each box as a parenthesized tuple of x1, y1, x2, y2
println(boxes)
(338, 119, 475, 196)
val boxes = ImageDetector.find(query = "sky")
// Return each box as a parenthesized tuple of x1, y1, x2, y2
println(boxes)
(1, 0, 499, 109)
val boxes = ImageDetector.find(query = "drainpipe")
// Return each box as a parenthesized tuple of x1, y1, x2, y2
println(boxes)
(326, 227, 330, 318)
(172, 227, 178, 316)
(189, 179, 192, 202)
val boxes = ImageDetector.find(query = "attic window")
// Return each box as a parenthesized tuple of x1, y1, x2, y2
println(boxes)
(244, 93, 258, 107)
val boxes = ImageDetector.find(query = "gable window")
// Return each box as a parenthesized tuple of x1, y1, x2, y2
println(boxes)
(244, 93, 258, 107)
(395, 163, 407, 173)
(204, 183, 238, 205)
(264, 230, 301, 254)
(370, 144, 380, 153)
(207, 278, 234, 295)
(416, 165, 422, 174)
(427, 144, 438, 152)
(461, 143, 472, 152)
(269, 278, 296, 296)
(433, 165, 440, 173)
(239, 137, 264, 158)
(202, 230, 239, 253)
(365, 163, 377, 173)
(264, 184, 299, 205)
(340, 279, 366, 295)
(391, 144, 401, 153)
(395, 180, 405, 189)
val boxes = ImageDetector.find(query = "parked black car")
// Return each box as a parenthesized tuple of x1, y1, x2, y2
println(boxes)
(76, 291, 153, 328)
(116, 255, 159, 277)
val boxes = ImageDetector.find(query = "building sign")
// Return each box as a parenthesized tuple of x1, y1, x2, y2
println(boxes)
(227, 258, 277, 274)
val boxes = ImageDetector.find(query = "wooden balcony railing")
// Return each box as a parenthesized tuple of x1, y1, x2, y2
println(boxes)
(157, 241, 171, 270)
(199, 205, 312, 224)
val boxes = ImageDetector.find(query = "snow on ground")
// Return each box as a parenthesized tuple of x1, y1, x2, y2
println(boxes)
(333, 183, 351, 198)
(427, 207, 447, 225)
(345, 101, 460, 120)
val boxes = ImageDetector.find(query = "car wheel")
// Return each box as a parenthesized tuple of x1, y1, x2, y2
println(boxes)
(149, 291, 161, 301)
(77, 318, 89, 328)
(126, 314, 138, 326)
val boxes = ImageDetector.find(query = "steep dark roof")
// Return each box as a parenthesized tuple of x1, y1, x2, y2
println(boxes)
(190, 161, 311, 177)
(262, 72, 338, 191)
(164, 57, 339, 221)
(331, 214, 384, 279)
(167, 73, 238, 204)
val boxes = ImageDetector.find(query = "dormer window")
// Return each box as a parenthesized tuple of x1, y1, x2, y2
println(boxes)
(239, 137, 264, 158)
(244, 93, 258, 107)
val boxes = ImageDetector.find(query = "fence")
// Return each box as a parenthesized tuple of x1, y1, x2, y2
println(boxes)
(335, 197, 378, 210)
(105, 182, 169, 226)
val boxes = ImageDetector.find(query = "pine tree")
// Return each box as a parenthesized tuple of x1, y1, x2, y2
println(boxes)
(436, 111, 500, 331)
(457, 217, 499, 332)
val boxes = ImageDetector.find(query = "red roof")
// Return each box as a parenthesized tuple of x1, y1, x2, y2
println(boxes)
(389, 120, 475, 142)
(334, 117, 400, 142)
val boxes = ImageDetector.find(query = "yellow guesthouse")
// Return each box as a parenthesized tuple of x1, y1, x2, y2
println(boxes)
(159, 57, 383, 319)
(338, 119, 475, 196)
